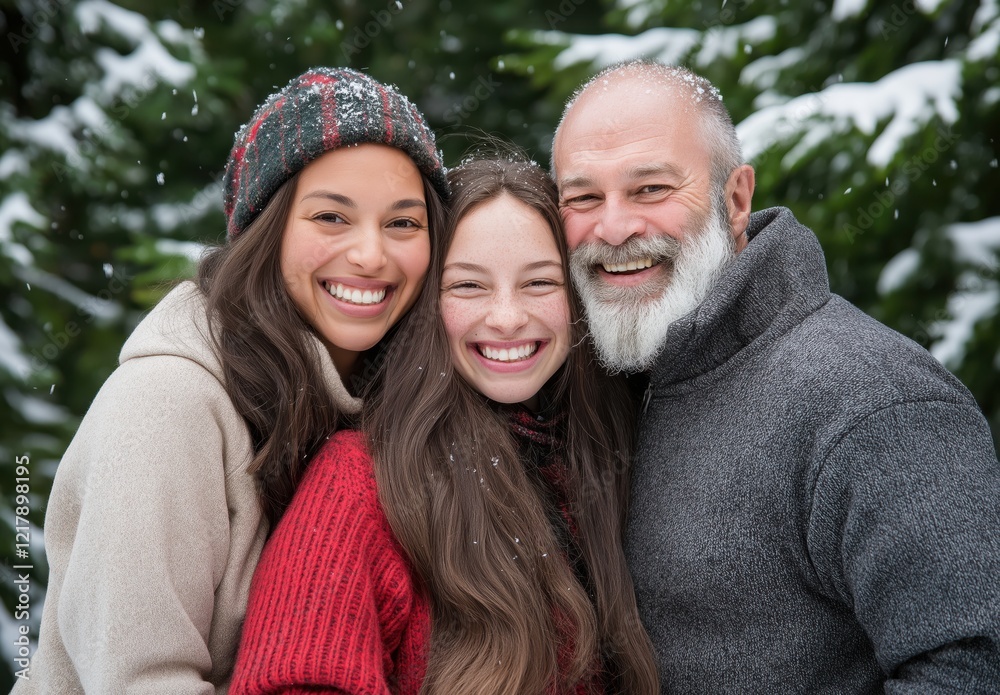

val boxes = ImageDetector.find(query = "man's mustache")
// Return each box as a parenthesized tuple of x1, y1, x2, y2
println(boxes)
(569, 234, 683, 270)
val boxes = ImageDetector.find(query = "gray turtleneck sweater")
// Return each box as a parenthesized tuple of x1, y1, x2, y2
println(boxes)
(626, 207, 1000, 693)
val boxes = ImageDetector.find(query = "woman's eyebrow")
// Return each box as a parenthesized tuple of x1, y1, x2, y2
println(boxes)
(443, 261, 488, 273)
(443, 260, 562, 273)
(301, 191, 355, 206)
(299, 192, 426, 212)
(524, 260, 562, 271)
(390, 198, 427, 211)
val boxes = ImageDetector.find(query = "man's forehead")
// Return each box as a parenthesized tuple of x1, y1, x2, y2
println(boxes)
(555, 81, 699, 165)
(555, 114, 705, 189)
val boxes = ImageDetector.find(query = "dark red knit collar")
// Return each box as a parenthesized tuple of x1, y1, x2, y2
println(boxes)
(503, 404, 565, 450)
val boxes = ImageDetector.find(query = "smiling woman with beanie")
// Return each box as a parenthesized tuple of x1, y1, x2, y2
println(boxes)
(15, 68, 448, 695)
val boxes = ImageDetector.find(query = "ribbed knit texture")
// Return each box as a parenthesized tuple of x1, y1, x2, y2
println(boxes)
(230, 429, 427, 694)
(223, 67, 448, 238)
(231, 419, 607, 694)
(626, 207, 1000, 693)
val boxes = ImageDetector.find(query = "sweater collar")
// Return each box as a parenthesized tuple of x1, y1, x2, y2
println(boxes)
(502, 402, 564, 450)
(307, 332, 362, 415)
(649, 207, 831, 389)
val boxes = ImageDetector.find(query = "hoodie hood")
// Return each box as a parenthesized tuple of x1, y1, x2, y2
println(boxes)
(119, 281, 361, 415)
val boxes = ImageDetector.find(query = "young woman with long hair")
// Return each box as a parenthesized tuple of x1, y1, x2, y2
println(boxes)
(230, 156, 659, 694)
(17, 68, 447, 694)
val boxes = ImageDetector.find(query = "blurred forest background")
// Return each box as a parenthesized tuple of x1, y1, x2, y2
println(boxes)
(1, 0, 998, 686)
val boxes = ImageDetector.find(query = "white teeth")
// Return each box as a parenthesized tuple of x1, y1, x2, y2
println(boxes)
(478, 343, 538, 362)
(601, 257, 654, 273)
(326, 282, 386, 305)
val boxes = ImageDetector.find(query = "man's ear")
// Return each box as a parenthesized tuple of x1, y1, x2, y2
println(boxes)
(726, 164, 755, 250)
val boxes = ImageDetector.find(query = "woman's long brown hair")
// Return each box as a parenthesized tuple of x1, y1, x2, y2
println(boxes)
(197, 172, 445, 527)
(365, 157, 659, 694)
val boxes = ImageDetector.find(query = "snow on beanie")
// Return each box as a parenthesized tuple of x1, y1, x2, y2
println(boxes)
(223, 67, 448, 239)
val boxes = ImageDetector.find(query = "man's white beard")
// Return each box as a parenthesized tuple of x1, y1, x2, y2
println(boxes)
(570, 201, 736, 374)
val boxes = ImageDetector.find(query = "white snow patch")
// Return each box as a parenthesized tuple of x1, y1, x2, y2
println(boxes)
(946, 216, 1000, 268)
(915, 0, 948, 12)
(927, 215, 1000, 366)
(973, 0, 999, 31)
(8, 105, 81, 161)
(155, 239, 207, 264)
(877, 247, 920, 295)
(740, 47, 806, 90)
(5, 388, 69, 425)
(77, 0, 195, 95)
(738, 90, 827, 164)
(697, 16, 777, 66)
(0, 319, 32, 380)
(550, 27, 700, 70)
(832, 0, 869, 21)
(967, 13, 1000, 61)
(550, 18, 776, 71)
(0, 150, 29, 180)
(615, 0, 661, 28)
(8, 94, 122, 165)
(77, 0, 147, 37)
(0, 193, 44, 266)
(930, 283, 1000, 367)
(149, 204, 187, 230)
(150, 177, 224, 231)
(15, 267, 121, 321)
(155, 19, 196, 47)
(737, 60, 961, 169)
(93, 41, 194, 94)
(72, 95, 112, 133)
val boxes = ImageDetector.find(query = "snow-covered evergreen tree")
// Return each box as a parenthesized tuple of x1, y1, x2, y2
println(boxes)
(0, 1, 210, 685)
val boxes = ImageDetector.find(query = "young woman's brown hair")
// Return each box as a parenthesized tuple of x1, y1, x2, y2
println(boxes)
(366, 157, 660, 694)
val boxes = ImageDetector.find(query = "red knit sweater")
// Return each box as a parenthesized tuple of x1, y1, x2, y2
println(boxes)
(230, 428, 602, 694)
(230, 430, 429, 694)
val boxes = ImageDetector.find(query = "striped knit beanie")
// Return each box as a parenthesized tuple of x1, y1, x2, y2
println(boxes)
(223, 67, 448, 239)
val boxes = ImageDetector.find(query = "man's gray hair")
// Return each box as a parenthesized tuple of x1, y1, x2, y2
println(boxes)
(553, 60, 744, 190)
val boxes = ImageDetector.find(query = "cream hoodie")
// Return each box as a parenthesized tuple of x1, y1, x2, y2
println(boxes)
(13, 282, 361, 694)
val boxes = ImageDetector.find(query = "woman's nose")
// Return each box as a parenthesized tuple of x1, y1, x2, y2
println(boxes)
(345, 226, 387, 272)
(484, 290, 529, 335)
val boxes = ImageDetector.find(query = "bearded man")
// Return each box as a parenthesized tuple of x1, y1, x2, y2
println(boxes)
(553, 60, 1000, 693)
